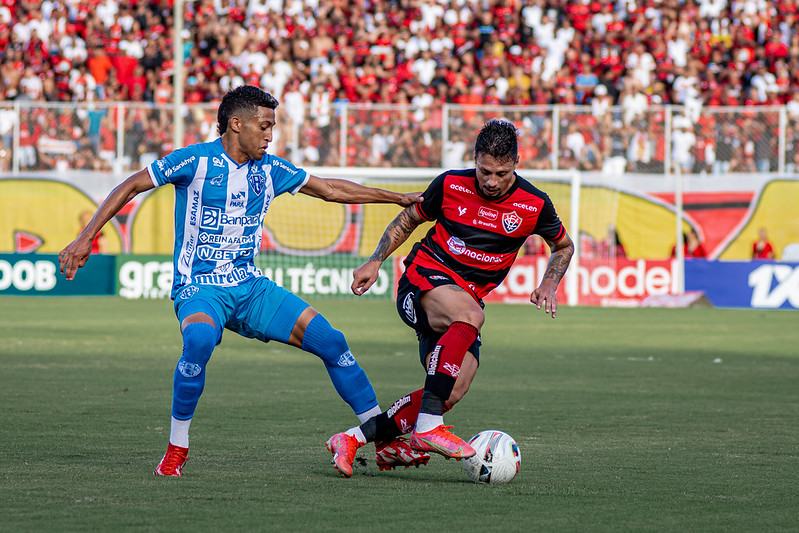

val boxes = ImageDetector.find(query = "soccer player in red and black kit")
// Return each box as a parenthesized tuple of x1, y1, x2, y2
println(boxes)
(326, 119, 574, 477)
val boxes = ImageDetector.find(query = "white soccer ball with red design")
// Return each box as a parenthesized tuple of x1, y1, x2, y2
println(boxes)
(463, 430, 521, 484)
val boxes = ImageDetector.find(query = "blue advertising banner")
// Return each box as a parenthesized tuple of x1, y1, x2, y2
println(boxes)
(0, 253, 116, 296)
(685, 260, 799, 309)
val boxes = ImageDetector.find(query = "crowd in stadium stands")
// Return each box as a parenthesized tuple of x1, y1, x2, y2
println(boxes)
(3, 0, 799, 172)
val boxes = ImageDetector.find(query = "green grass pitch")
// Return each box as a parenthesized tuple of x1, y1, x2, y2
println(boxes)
(1, 296, 797, 532)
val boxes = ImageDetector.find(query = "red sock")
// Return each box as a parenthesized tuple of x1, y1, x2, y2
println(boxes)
(423, 321, 478, 404)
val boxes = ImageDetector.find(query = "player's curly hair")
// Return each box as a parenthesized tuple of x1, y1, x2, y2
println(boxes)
(474, 118, 519, 163)
(217, 85, 279, 135)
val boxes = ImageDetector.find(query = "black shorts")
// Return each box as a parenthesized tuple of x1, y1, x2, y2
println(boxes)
(396, 265, 482, 367)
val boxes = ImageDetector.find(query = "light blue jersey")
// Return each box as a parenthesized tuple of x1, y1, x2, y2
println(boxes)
(147, 138, 309, 299)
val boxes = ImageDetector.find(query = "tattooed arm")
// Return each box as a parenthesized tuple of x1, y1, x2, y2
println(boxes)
(530, 230, 575, 318)
(351, 206, 425, 295)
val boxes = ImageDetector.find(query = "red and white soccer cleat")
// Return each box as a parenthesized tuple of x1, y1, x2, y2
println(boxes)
(326, 432, 364, 478)
(375, 437, 430, 471)
(154, 443, 189, 476)
(409, 425, 476, 460)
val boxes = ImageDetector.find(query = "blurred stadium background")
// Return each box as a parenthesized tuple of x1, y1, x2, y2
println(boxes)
(2, 0, 799, 308)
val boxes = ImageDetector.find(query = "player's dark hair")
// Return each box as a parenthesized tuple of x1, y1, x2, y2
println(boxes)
(217, 85, 279, 135)
(474, 118, 519, 163)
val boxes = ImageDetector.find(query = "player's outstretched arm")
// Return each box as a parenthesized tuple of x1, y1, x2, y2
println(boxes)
(530, 231, 575, 318)
(59, 170, 154, 280)
(352, 206, 424, 295)
(299, 175, 422, 206)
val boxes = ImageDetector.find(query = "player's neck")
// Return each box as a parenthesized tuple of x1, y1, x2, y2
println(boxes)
(221, 134, 250, 166)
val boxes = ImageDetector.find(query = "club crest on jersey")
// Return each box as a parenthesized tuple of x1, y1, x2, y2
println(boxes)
(502, 211, 523, 233)
(247, 165, 266, 195)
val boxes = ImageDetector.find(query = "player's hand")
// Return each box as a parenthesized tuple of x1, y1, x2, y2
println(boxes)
(530, 279, 559, 318)
(58, 238, 92, 280)
(397, 192, 423, 207)
(351, 261, 381, 296)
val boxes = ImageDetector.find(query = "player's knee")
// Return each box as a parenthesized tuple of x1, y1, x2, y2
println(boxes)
(180, 322, 216, 370)
(301, 314, 352, 366)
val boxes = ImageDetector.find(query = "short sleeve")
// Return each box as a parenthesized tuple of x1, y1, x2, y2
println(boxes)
(268, 155, 309, 196)
(414, 173, 446, 221)
(147, 146, 200, 187)
(533, 193, 566, 242)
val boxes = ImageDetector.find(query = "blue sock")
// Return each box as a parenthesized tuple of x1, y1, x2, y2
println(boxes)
(172, 322, 216, 420)
(301, 314, 378, 416)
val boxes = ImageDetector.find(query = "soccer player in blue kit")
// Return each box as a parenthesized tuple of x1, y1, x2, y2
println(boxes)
(58, 85, 429, 476)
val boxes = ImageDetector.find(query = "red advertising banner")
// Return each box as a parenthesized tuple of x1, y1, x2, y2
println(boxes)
(393, 256, 679, 307)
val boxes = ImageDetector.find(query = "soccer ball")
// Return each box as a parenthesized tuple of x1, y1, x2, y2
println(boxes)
(463, 430, 521, 484)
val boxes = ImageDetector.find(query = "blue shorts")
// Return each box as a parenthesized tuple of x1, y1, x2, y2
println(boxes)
(173, 276, 309, 344)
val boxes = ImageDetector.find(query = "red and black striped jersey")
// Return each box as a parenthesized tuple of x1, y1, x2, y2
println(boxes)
(407, 169, 565, 299)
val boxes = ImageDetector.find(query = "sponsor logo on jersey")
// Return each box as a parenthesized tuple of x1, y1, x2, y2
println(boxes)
(196, 245, 252, 261)
(178, 360, 202, 378)
(200, 207, 259, 230)
(247, 165, 266, 195)
(403, 293, 417, 324)
(178, 285, 199, 300)
(274, 160, 299, 175)
(449, 183, 475, 195)
(194, 267, 251, 285)
(502, 211, 523, 233)
(474, 219, 498, 229)
(230, 190, 246, 207)
(189, 190, 200, 226)
(164, 156, 196, 178)
(478, 206, 498, 220)
(198, 233, 256, 245)
(156, 159, 166, 172)
(212, 156, 225, 168)
(458, 206, 467, 216)
(447, 236, 504, 263)
(513, 202, 538, 212)
(337, 350, 356, 367)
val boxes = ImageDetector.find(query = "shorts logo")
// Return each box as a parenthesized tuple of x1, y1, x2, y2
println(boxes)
(478, 206, 498, 220)
(429, 275, 448, 281)
(502, 211, 523, 233)
(442, 362, 460, 378)
(337, 350, 356, 367)
(403, 293, 417, 324)
(178, 360, 202, 378)
(178, 286, 199, 300)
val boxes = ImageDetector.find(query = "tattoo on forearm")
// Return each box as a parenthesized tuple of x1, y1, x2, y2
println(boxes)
(369, 209, 418, 262)
(543, 248, 573, 285)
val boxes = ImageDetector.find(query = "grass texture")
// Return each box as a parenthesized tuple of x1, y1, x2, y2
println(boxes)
(0, 297, 797, 532)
